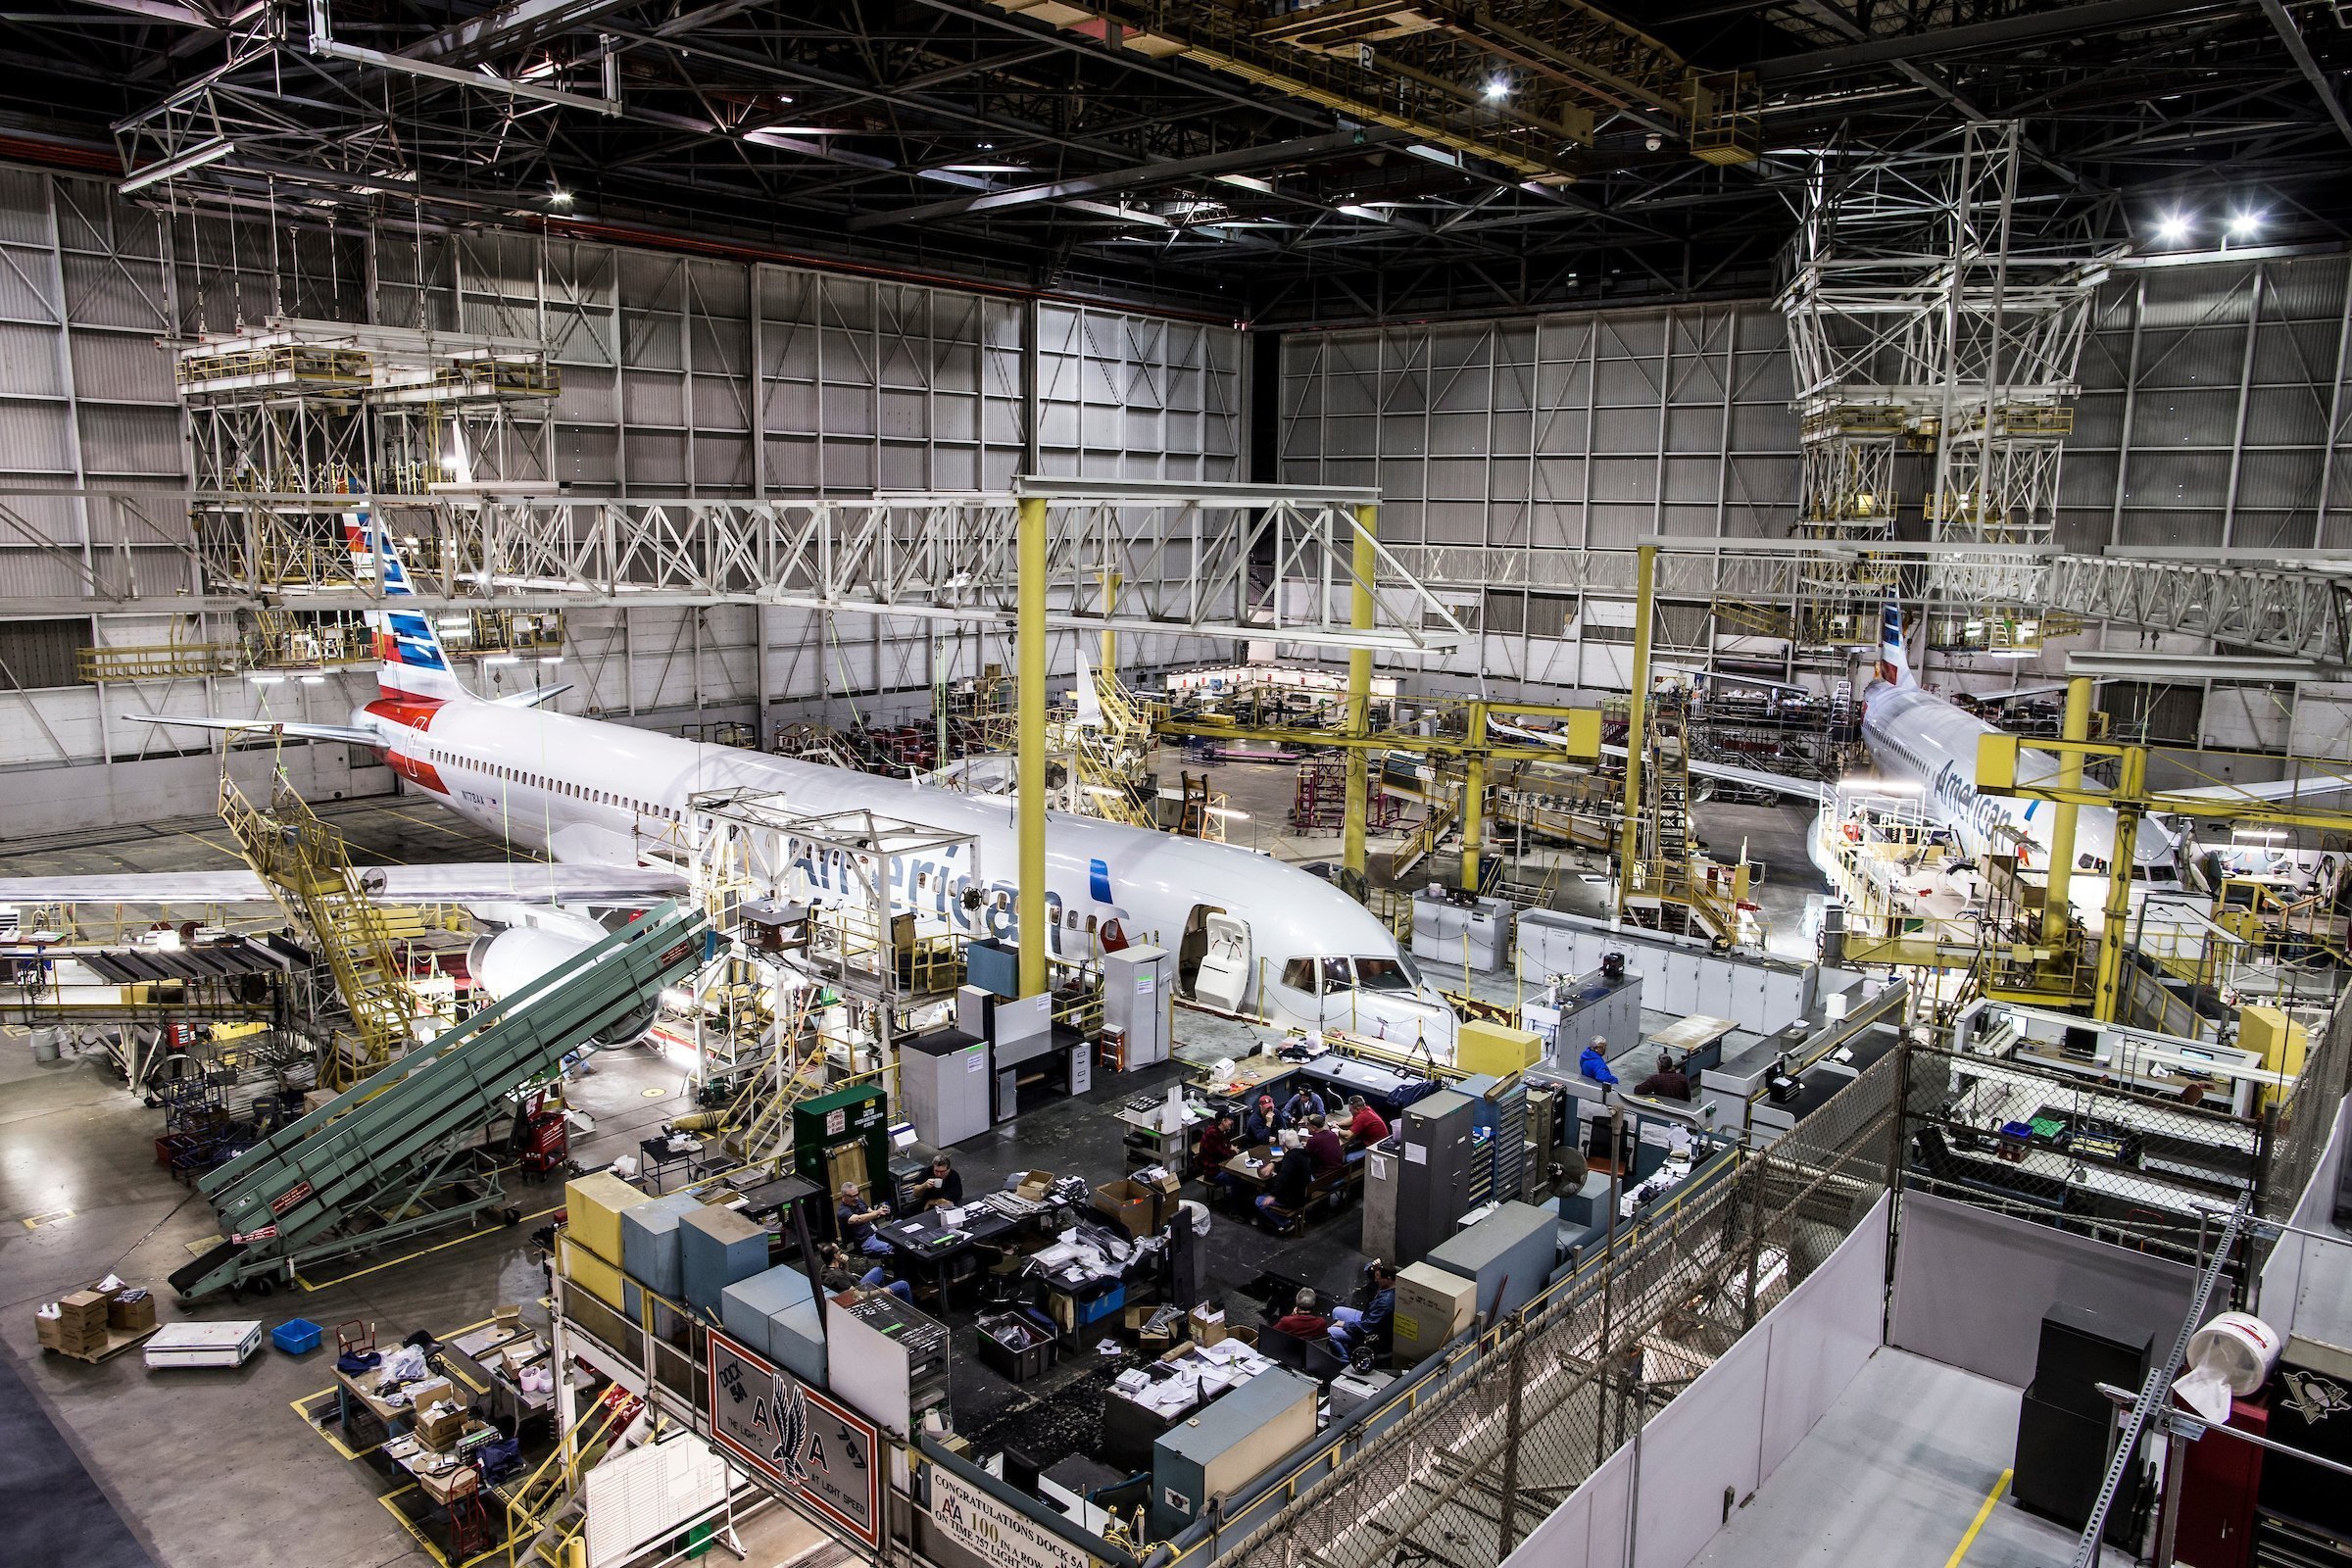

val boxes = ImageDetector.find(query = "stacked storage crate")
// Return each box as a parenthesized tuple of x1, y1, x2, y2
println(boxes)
(560, 1172, 654, 1315)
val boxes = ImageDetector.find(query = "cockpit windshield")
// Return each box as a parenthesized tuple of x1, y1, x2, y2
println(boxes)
(1354, 954, 1424, 992)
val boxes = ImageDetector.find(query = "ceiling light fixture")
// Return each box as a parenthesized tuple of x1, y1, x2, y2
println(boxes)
(1484, 75, 1509, 100)
(120, 137, 234, 196)
(2155, 212, 2188, 243)
(2228, 211, 2262, 238)
(548, 187, 573, 208)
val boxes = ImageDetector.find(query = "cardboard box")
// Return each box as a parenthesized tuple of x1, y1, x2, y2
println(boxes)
(108, 1292, 156, 1332)
(1013, 1169, 1054, 1201)
(416, 1464, 478, 1505)
(1139, 1166, 1183, 1200)
(407, 1375, 453, 1410)
(416, 1405, 466, 1450)
(57, 1290, 111, 1330)
(1188, 1305, 1229, 1347)
(492, 1303, 521, 1328)
(1093, 1178, 1172, 1239)
(563, 1171, 654, 1267)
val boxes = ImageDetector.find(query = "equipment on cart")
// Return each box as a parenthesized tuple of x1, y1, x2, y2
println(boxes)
(510, 1089, 573, 1176)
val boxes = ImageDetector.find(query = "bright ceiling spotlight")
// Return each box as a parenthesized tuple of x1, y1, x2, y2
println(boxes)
(2228, 211, 2262, 238)
(1484, 75, 1509, 100)
(547, 187, 573, 208)
(2155, 213, 2188, 243)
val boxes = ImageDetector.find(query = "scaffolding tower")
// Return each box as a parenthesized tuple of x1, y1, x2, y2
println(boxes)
(1778, 122, 2110, 614)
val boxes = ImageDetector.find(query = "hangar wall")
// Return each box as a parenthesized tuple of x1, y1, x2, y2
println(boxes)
(0, 167, 1244, 834)
(1278, 252, 2352, 758)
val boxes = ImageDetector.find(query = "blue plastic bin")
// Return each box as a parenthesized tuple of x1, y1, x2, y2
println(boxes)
(272, 1318, 323, 1355)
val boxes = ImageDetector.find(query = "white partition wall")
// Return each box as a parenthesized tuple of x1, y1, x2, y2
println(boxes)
(1504, 1194, 1889, 1568)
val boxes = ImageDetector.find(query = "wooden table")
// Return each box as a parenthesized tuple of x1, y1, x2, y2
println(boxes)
(1220, 1145, 1280, 1196)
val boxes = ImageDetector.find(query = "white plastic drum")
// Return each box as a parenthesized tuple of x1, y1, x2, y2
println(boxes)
(2186, 1312, 2282, 1395)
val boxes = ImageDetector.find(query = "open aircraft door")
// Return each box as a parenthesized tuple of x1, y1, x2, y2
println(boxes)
(1193, 912, 1251, 1014)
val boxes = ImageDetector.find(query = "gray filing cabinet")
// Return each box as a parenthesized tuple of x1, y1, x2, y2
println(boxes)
(1103, 945, 1172, 1066)
(1411, 892, 1514, 973)
(1151, 1367, 1319, 1538)
(1535, 966, 1643, 1069)
(900, 1028, 991, 1147)
(1361, 1139, 1400, 1260)
(1425, 1200, 1559, 1321)
(1394, 1090, 1475, 1266)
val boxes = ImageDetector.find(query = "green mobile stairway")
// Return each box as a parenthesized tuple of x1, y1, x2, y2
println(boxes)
(171, 901, 711, 1301)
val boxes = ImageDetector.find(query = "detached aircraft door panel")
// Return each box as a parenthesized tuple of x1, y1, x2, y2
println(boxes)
(1194, 912, 1251, 1014)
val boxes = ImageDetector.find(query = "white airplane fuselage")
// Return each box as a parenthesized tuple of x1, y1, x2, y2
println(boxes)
(1851, 682, 2181, 897)
(355, 691, 1459, 1053)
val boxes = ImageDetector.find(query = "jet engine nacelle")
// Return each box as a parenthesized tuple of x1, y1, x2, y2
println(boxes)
(466, 923, 657, 1046)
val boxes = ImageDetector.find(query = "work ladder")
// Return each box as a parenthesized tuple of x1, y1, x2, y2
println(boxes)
(218, 762, 418, 1089)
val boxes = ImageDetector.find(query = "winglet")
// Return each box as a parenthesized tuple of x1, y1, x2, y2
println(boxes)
(489, 684, 573, 710)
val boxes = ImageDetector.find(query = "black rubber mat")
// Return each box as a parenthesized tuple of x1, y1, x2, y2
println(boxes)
(0, 1348, 156, 1568)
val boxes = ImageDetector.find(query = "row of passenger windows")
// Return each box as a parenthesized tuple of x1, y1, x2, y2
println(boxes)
(424, 746, 679, 821)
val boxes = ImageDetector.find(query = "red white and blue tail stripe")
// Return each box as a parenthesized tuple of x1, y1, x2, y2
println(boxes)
(1876, 594, 1916, 689)
(346, 512, 464, 703)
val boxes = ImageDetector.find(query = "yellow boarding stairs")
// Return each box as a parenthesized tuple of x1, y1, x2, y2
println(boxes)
(714, 985, 826, 1162)
(505, 1393, 641, 1567)
(217, 762, 423, 1090)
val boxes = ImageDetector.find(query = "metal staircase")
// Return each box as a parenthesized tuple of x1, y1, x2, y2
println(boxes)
(169, 901, 710, 1300)
(717, 986, 825, 1162)
(218, 763, 420, 1089)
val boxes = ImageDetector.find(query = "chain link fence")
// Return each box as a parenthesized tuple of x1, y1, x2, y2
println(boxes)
(2259, 990, 2352, 1225)
(1200, 1052, 1903, 1568)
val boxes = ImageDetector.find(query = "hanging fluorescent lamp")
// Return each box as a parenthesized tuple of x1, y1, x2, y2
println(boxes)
(121, 138, 234, 196)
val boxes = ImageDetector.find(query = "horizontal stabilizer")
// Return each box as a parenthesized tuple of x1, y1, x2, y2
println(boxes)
(0, 862, 686, 907)
(490, 684, 572, 710)
(135, 714, 381, 747)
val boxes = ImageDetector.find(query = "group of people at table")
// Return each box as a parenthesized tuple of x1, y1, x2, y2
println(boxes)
(821, 1152, 965, 1302)
(1197, 1085, 1392, 1225)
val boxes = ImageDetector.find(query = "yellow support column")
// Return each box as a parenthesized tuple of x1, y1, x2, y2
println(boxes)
(1617, 543, 1657, 911)
(1343, 502, 1377, 884)
(1017, 495, 1049, 1000)
(2040, 675, 2094, 945)
(2092, 745, 2146, 1022)
(1100, 567, 1120, 680)
(1462, 751, 1487, 895)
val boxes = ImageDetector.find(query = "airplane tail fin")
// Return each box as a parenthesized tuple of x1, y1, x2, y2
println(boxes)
(345, 510, 465, 703)
(1877, 594, 1917, 689)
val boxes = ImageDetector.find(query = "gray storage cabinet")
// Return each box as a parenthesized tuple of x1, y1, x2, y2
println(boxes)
(1394, 1090, 1475, 1266)
(900, 1027, 992, 1147)
(1103, 946, 1172, 1066)
(1425, 1200, 1559, 1321)
(1151, 1367, 1320, 1539)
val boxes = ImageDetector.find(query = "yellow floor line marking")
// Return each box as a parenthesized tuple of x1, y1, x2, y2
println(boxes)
(1943, 1467, 2013, 1568)
(377, 1490, 454, 1568)
(172, 826, 245, 862)
(292, 1204, 559, 1292)
(289, 1390, 376, 1461)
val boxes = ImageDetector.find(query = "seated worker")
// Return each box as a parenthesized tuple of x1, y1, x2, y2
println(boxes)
(910, 1152, 964, 1208)
(819, 1241, 912, 1302)
(1328, 1262, 1396, 1357)
(1632, 1052, 1692, 1102)
(1282, 1083, 1330, 1125)
(1198, 1112, 1245, 1204)
(1270, 1288, 1329, 1341)
(1303, 1113, 1346, 1178)
(1343, 1094, 1390, 1150)
(1255, 1129, 1315, 1227)
(1579, 1035, 1620, 1089)
(1245, 1092, 1286, 1145)
(835, 1181, 893, 1257)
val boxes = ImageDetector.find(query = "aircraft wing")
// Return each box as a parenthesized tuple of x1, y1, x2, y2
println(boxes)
(1597, 743, 1832, 806)
(2159, 775, 2352, 807)
(0, 862, 686, 907)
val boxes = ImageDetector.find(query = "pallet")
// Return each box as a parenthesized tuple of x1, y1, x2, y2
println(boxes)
(44, 1322, 161, 1364)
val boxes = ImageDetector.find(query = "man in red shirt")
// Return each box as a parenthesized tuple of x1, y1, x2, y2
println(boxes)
(1344, 1094, 1390, 1149)
(1271, 1288, 1329, 1340)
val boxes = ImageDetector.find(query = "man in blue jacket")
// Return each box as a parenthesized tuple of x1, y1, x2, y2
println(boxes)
(1328, 1261, 1396, 1357)
(1578, 1035, 1619, 1089)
